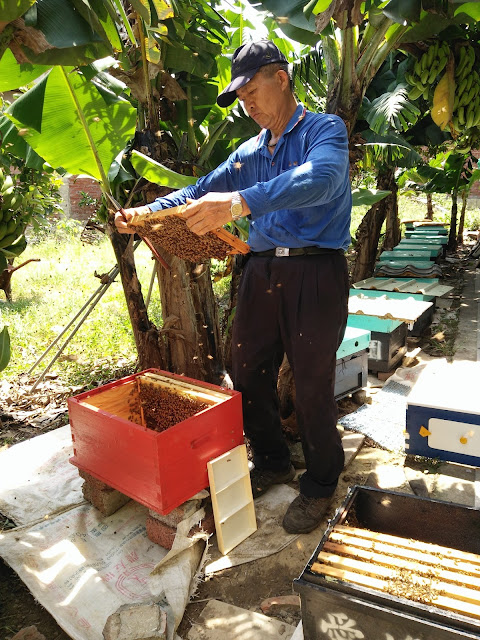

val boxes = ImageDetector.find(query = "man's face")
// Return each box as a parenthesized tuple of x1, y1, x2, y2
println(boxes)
(236, 69, 283, 129)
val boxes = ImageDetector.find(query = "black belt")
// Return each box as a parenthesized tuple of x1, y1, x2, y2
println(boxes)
(251, 246, 344, 257)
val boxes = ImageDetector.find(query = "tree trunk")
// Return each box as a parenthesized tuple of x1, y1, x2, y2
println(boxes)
(457, 188, 467, 246)
(107, 225, 165, 370)
(448, 188, 458, 252)
(156, 251, 225, 385)
(115, 118, 225, 382)
(351, 168, 396, 283)
(381, 169, 400, 251)
(425, 193, 434, 220)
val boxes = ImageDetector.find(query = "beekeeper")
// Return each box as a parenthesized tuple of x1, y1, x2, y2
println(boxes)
(115, 40, 351, 535)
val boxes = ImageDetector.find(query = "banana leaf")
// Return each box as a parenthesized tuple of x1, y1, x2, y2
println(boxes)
(352, 188, 391, 207)
(455, 3, 480, 21)
(0, 327, 10, 372)
(364, 85, 421, 135)
(382, 0, 420, 24)
(70, 0, 122, 51)
(18, 42, 112, 66)
(246, 0, 317, 32)
(0, 115, 45, 170)
(130, 150, 197, 189)
(0, 49, 51, 92)
(6, 66, 137, 187)
(34, 0, 104, 48)
(0, 0, 36, 22)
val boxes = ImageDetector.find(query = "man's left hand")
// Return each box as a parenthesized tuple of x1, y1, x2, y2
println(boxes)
(182, 192, 248, 235)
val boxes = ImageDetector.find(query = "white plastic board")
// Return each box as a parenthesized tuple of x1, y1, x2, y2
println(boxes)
(207, 444, 257, 555)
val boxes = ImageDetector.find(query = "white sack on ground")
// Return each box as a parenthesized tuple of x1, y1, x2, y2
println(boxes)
(150, 507, 210, 637)
(0, 501, 169, 640)
(0, 424, 83, 525)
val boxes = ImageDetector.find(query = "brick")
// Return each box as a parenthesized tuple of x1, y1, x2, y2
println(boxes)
(189, 504, 215, 538)
(11, 627, 46, 640)
(68, 176, 102, 222)
(148, 497, 202, 527)
(82, 480, 130, 517)
(103, 600, 167, 640)
(146, 504, 215, 549)
(145, 516, 176, 550)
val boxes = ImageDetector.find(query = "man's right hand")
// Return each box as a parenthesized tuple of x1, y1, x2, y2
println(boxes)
(114, 205, 151, 234)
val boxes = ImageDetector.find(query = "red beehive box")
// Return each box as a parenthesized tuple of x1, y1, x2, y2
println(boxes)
(68, 369, 244, 515)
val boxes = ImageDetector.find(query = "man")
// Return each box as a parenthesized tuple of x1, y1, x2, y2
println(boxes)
(116, 40, 351, 534)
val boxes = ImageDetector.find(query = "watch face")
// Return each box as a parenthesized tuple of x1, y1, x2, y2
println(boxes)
(231, 203, 242, 217)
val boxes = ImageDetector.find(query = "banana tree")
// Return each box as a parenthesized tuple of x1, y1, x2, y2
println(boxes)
(349, 56, 428, 281)
(0, 57, 169, 366)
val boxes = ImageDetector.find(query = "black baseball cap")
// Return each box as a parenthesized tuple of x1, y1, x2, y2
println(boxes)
(216, 40, 287, 108)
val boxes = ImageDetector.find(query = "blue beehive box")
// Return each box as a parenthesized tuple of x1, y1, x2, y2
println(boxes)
(406, 361, 480, 466)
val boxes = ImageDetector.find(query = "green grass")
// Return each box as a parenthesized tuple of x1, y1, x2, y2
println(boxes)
(0, 221, 163, 385)
(0, 220, 233, 386)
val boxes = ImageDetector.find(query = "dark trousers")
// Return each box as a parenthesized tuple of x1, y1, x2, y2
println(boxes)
(232, 252, 349, 498)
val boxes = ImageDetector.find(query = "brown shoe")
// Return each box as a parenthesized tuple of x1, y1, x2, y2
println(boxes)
(282, 494, 332, 534)
(250, 465, 295, 499)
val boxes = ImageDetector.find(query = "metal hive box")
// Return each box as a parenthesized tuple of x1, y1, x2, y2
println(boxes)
(295, 486, 480, 640)
(68, 369, 244, 515)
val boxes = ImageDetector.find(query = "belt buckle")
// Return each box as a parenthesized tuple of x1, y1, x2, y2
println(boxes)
(275, 247, 289, 257)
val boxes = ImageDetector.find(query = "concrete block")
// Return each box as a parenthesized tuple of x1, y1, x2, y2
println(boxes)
(78, 469, 112, 491)
(148, 497, 202, 528)
(10, 628, 46, 640)
(82, 480, 130, 516)
(103, 600, 167, 640)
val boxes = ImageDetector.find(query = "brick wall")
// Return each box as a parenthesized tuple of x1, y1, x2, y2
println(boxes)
(67, 176, 103, 222)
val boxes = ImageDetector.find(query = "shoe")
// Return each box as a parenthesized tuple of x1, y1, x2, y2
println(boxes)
(282, 494, 332, 534)
(250, 465, 295, 499)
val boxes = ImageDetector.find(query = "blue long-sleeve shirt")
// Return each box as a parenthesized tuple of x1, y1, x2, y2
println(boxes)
(149, 103, 352, 252)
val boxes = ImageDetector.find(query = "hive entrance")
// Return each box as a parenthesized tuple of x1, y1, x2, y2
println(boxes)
(127, 205, 250, 262)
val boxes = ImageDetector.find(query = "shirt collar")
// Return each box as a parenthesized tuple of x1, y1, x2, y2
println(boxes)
(257, 103, 307, 150)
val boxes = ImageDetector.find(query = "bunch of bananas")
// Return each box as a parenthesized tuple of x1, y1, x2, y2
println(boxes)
(405, 41, 450, 100)
(0, 168, 27, 256)
(452, 45, 480, 132)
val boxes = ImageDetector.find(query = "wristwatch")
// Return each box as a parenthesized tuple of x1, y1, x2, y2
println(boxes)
(230, 192, 243, 220)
